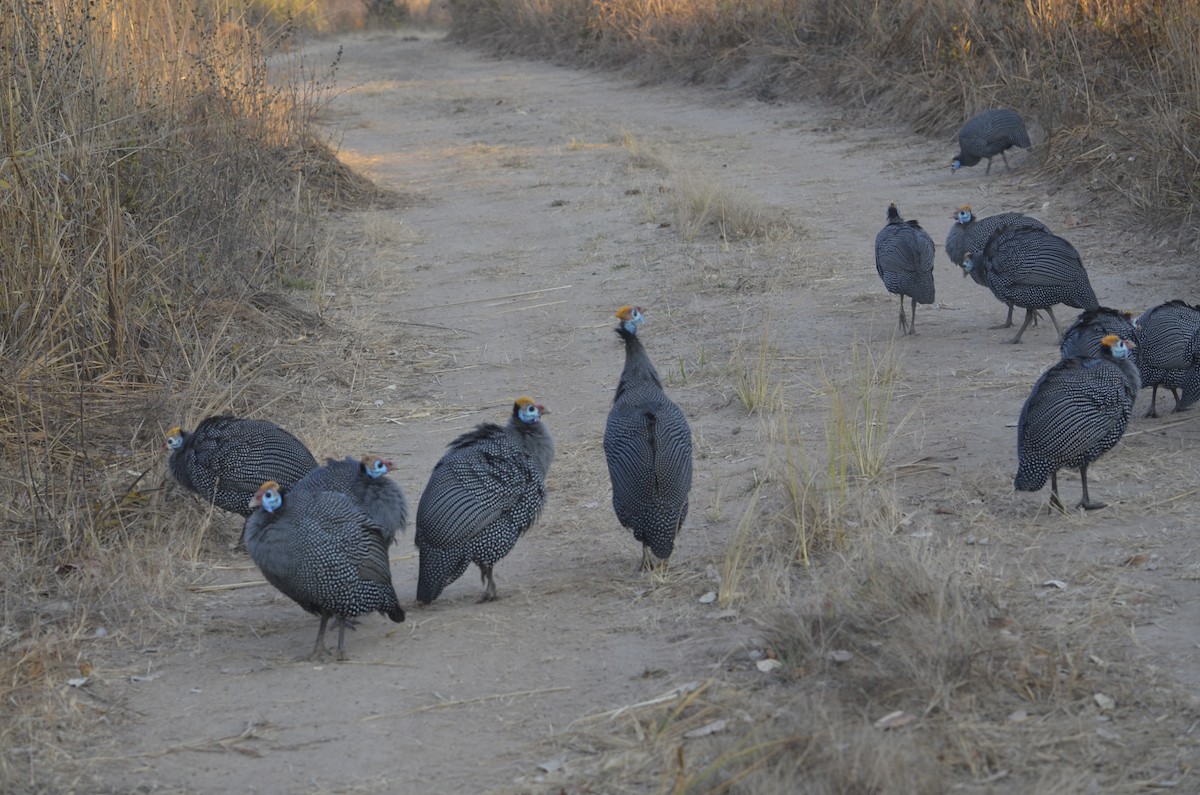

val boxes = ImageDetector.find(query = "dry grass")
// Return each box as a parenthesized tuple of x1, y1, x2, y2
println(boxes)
(0, 1, 384, 789)
(448, 0, 1200, 236)
(517, 536, 1197, 794)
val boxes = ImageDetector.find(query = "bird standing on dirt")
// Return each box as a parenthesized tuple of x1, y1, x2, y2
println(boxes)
(874, 203, 936, 335)
(604, 306, 693, 570)
(290, 456, 409, 545)
(963, 224, 1099, 344)
(414, 397, 554, 604)
(945, 205, 1049, 328)
(951, 109, 1032, 174)
(245, 481, 405, 661)
(1014, 335, 1139, 511)
(1133, 300, 1200, 417)
(164, 415, 318, 517)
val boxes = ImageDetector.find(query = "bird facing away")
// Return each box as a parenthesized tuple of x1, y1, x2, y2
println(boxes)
(945, 205, 1049, 328)
(951, 109, 1032, 174)
(1059, 307, 1136, 360)
(414, 397, 554, 604)
(1133, 300, 1200, 417)
(874, 203, 936, 335)
(245, 481, 404, 661)
(1014, 335, 1139, 511)
(290, 456, 409, 545)
(963, 224, 1099, 344)
(604, 306, 694, 570)
(164, 415, 318, 517)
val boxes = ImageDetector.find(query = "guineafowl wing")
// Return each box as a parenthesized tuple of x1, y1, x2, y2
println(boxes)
(415, 435, 544, 549)
(1019, 361, 1128, 467)
(604, 397, 692, 527)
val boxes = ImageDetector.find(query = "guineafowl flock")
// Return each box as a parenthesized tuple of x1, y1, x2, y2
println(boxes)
(872, 107, 1198, 513)
(164, 307, 690, 660)
(161, 105, 1185, 661)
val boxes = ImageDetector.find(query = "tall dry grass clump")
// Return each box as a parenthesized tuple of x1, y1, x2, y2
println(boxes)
(0, 0, 358, 559)
(449, 0, 1200, 231)
(0, 3, 364, 785)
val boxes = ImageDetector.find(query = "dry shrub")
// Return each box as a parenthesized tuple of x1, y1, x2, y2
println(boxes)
(448, 0, 1200, 234)
(0, 2, 372, 787)
(528, 538, 1196, 794)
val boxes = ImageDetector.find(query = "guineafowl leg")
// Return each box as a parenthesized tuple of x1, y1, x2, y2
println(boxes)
(985, 157, 994, 176)
(1145, 385, 1162, 418)
(1076, 464, 1107, 511)
(640, 545, 655, 572)
(991, 304, 1017, 329)
(909, 297, 918, 335)
(1166, 386, 1185, 413)
(1043, 307, 1063, 340)
(897, 295, 908, 334)
(477, 563, 498, 603)
(334, 617, 352, 661)
(308, 614, 331, 661)
(1000, 150, 1011, 171)
(1048, 471, 1066, 513)
(1006, 309, 1037, 344)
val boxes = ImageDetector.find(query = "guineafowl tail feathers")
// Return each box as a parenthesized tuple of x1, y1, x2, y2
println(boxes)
(386, 604, 406, 623)
(415, 546, 472, 605)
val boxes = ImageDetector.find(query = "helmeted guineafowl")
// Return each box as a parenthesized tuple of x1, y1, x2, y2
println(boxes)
(946, 205, 1049, 328)
(290, 456, 408, 545)
(951, 109, 1032, 174)
(1014, 335, 1139, 511)
(1133, 300, 1200, 417)
(414, 397, 554, 604)
(245, 480, 404, 661)
(604, 306, 693, 570)
(164, 415, 318, 517)
(874, 203, 936, 335)
(1060, 307, 1136, 359)
(963, 224, 1099, 344)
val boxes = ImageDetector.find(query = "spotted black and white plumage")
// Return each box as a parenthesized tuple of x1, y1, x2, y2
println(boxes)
(604, 306, 693, 570)
(245, 480, 404, 660)
(963, 224, 1099, 344)
(1014, 335, 1139, 511)
(951, 109, 1031, 174)
(874, 203, 935, 335)
(164, 415, 318, 517)
(1060, 307, 1136, 360)
(291, 456, 408, 545)
(1133, 300, 1200, 417)
(414, 397, 554, 604)
(946, 205, 1049, 328)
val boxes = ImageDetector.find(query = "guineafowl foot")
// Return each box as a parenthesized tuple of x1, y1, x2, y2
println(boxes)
(1077, 499, 1107, 511)
(989, 320, 1015, 330)
(305, 615, 332, 661)
(477, 564, 498, 602)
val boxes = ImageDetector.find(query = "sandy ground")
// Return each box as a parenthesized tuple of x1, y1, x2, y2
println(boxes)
(89, 29, 1199, 794)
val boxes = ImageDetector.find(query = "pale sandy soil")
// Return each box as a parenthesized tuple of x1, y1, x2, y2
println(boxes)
(84, 29, 1198, 794)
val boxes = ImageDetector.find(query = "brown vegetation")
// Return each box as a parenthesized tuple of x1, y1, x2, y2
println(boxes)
(447, 0, 1200, 230)
(0, 1, 370, 786)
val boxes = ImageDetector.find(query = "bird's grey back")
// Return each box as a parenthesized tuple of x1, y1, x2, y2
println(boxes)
(979, 225, 1098, 309)
(1059, 308, 1136, 359)
(244, 487, 398, 619)
(874, 213, 936, 304)
(415, 421, 552, 548)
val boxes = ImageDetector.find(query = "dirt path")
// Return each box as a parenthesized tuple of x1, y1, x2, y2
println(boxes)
(94, 29, 1199, 793)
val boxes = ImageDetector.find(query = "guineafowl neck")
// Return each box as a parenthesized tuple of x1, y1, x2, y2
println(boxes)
(621, 337, 662, 390)
(510, 420, 555, 475)
(1115, 357, 1142, 393)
